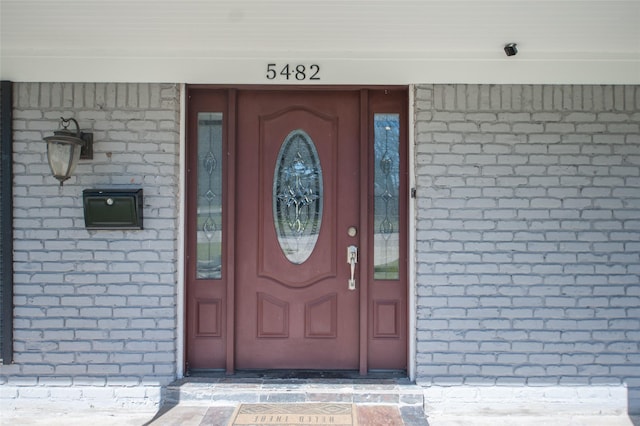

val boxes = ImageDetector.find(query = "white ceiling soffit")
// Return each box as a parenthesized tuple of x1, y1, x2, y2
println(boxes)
(1, 0, 639, 84)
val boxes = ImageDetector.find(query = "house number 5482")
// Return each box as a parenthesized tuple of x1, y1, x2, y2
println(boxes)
(266, 63, 321, 81)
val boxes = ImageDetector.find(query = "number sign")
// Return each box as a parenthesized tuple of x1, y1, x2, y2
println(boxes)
(266, 64, 321, 81)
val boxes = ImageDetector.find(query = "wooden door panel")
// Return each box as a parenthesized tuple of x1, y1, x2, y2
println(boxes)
(366, 89, 409, 370)
(196, 299, 222, 337)
(257, 293, 289, 338)
(373, 300, 400, 338)
(236, 90, 360, 370)
(305, 293, 337, 338)
(257, 107, 338, 288)
(185, 89, 228, 371)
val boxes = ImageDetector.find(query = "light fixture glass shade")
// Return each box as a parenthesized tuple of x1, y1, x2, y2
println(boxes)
(43, 117, 90, 186)
(45, 131, 84, 185)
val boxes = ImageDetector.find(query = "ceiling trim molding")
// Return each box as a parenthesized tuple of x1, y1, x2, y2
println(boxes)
(2, 55, 639, 84)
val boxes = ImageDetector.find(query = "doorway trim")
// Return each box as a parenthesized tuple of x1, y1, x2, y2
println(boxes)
(177, 83, 187, 379)
(408, 85, 416, 381)
(179, 85, 415, 379)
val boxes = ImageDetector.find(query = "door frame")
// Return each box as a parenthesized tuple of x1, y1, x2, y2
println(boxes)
(181, 85, 414, 377)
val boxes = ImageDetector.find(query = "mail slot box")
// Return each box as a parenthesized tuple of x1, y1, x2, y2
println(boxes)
(83, 189, 143, 230)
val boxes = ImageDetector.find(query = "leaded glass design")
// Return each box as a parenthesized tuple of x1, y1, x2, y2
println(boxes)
(374, 114, 400, 280)
(273, 129, 323, 264)
(196, 112, 223, 279)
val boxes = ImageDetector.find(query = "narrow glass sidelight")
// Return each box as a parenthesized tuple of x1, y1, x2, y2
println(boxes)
(374, 114, 400, 280)
(273, 129, 323, 264)
(196, 112, 223, 279)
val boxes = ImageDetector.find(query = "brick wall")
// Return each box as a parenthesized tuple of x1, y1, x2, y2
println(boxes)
(414, 85, 640, 414)
(0, 83, 180, 407)
(2, 82, 639, 413)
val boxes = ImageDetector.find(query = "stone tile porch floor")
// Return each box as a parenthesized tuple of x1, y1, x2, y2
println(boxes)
(2, 371, 639, 425)
(0, 405, 640, 426)
(3, 406, 638, 425)
(154, 371, 429, 425)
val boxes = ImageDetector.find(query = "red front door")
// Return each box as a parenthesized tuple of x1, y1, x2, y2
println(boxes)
(235, 90, 361, 369)
(186, 87, 408, 374)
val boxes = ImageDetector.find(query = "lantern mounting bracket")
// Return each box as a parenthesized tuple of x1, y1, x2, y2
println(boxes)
(78, 131, 93, 160)
(59, 117, 93, 160)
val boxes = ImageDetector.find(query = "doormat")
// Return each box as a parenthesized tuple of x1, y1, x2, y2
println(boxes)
(228, 403, 356, 426)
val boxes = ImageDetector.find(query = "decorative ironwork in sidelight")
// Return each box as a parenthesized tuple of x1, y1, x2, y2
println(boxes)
(196, 112, 223, 279)
(374, 114, 400, 280)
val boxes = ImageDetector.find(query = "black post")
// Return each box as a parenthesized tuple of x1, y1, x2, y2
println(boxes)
(0, 80, 14, 364)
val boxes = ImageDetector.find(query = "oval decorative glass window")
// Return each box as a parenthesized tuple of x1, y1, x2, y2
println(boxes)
(273, 129, 323, 264)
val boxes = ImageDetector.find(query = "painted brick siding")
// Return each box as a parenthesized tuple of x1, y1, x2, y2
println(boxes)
(0, 83, 180, 406)
(414, 85, 640, 413)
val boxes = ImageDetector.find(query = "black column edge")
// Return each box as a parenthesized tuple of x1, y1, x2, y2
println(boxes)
(1, 80, 14, 364)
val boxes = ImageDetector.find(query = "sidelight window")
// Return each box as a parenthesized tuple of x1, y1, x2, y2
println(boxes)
(196, 112, 223, 279)
(373, 114, 400, 280)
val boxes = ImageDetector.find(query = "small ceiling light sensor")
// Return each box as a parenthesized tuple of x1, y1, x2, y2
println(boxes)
(504, 43, 518, 57)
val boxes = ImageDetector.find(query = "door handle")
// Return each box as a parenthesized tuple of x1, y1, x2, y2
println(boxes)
(347, 245, 358, 290)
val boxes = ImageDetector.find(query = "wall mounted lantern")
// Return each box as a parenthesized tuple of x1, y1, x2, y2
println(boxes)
(44, 117, 93, 186)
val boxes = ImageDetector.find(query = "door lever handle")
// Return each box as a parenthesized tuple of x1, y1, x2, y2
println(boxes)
(347, 245, 358, 290)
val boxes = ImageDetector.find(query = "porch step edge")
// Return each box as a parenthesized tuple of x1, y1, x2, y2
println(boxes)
(164, 382, 424, 407)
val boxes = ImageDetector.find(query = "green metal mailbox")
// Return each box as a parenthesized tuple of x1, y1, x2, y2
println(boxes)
(83, 188, 143, 230)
